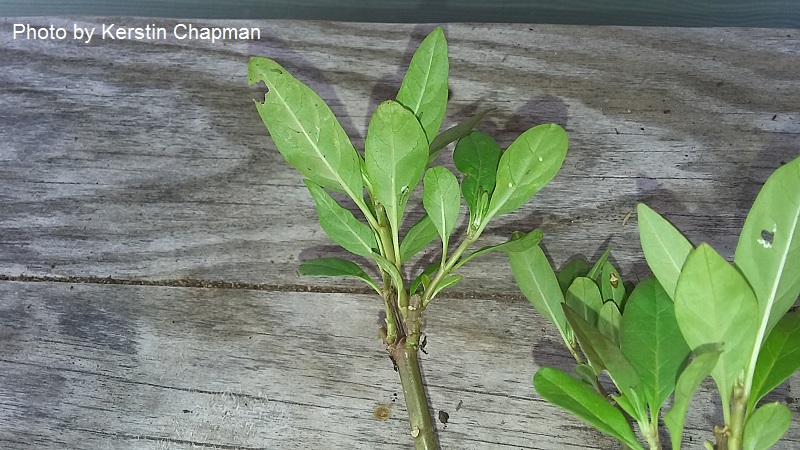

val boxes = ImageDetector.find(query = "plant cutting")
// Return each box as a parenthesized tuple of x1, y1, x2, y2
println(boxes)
(247, 27, 568, 449)
(513, 155, 800, 449)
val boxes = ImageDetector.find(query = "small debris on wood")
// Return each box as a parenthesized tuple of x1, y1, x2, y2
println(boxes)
(438, 410, 449, 425)
(373, 404, 391, 421)
(456, 400, 463, 411)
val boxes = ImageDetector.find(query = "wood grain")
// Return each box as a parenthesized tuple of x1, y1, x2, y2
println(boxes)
(1, 19, 799, 449)
(1, 280, 798, 449)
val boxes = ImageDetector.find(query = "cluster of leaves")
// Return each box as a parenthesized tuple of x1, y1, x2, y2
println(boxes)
(248, 28, 567, 315)
(248, 27, 568, 449)
(514, 155, 800, 450)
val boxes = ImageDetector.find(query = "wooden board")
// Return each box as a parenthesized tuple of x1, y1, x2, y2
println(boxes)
(1, 280, 799, 449)
(1, 19, 799, 449)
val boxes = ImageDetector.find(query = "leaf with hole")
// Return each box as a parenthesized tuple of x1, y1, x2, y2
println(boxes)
(304, 180, 377, 257)
(601, 261, 626, 308)
(298, 258, 380, 294)
(396, 26, 448, 143)
(734, 156, 800, 335)
(534, 367, 643, 450)
(248, 58, 363, 200)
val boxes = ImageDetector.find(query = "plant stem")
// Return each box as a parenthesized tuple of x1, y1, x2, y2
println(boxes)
(727, 385, 748, 450)
(392, 339, 438, 450)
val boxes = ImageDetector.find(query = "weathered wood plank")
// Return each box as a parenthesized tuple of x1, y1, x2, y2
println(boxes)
(1, 19, 798, 295)
(1, 280, 799, 449)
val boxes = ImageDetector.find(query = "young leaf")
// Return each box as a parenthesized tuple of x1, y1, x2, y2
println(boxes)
(371, 251, 404, 292)
(637, 203, 693, 299)
(298, 257, 380, 294)
(743, 402, 791, 450)
(422, 166, 461, 252)
(565, 277, 603, 326)
(430, 274, 462, 300)
(749, 309, 800, 411)
(586, 246, 612, 280)
(598, 301, 622, 345)
(410, 262, 438, 295)
(663, 346, 722, 450)
(734, 156, 800, 335)
(674, 244, 759, 415)
(455, 229, 543, 270)
(396, 26, 448, 143)
(620, 277, 690, 413)
(364, 100, 429, 239)
(564, 305, 645, 410)
(304, 180, 377, 257)
(601, 261, 626, 308)
(248, 58, 363, 200)
(534, 367, 644, 450)
(428, 108, 493, 163)
(557, 258, 590, 295)
(509, 245, 570, 342)
(487, 123, 568, 219)
(399, 215, 438, 263)
(453, 131, 502, 216)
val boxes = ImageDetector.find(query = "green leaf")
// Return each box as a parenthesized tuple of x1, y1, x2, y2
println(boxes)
(364, 100, 429, 238)
(749, 309, 800, 411)
(298, 257, 380, 294)
(565, 277, 603, 326)
(371, 251, 404, 292)
(304, 180, 377, 257)
(743, 402, 791, 450)
(674, 244, 759, 414)
(620, 277, 690, 412)
(487, 123, 568, 219)
(422, 166, 461, 252)
(587, 246, 612, 280)
(637, 203, 694, 299)
(663, 346, 722, 450)
(534, 367, 643, 450)
(509, 245, 570, 342)
(396, 26, 449, 143)
(430, 274, 462, 299)
(399, 215, 439, 263)
(557, 258, 590, 295)
(453, 131, 502, 217)
(735, 156, 800, 336)
(410, 262, 438, 295)
(248, 58, 362, 200)
(429, 108, 494, 163)
(598, 301, 622, 345)
(601, 261, 626, 308)
(564, 305, 645, 413)
(456, 229, 543, 270)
